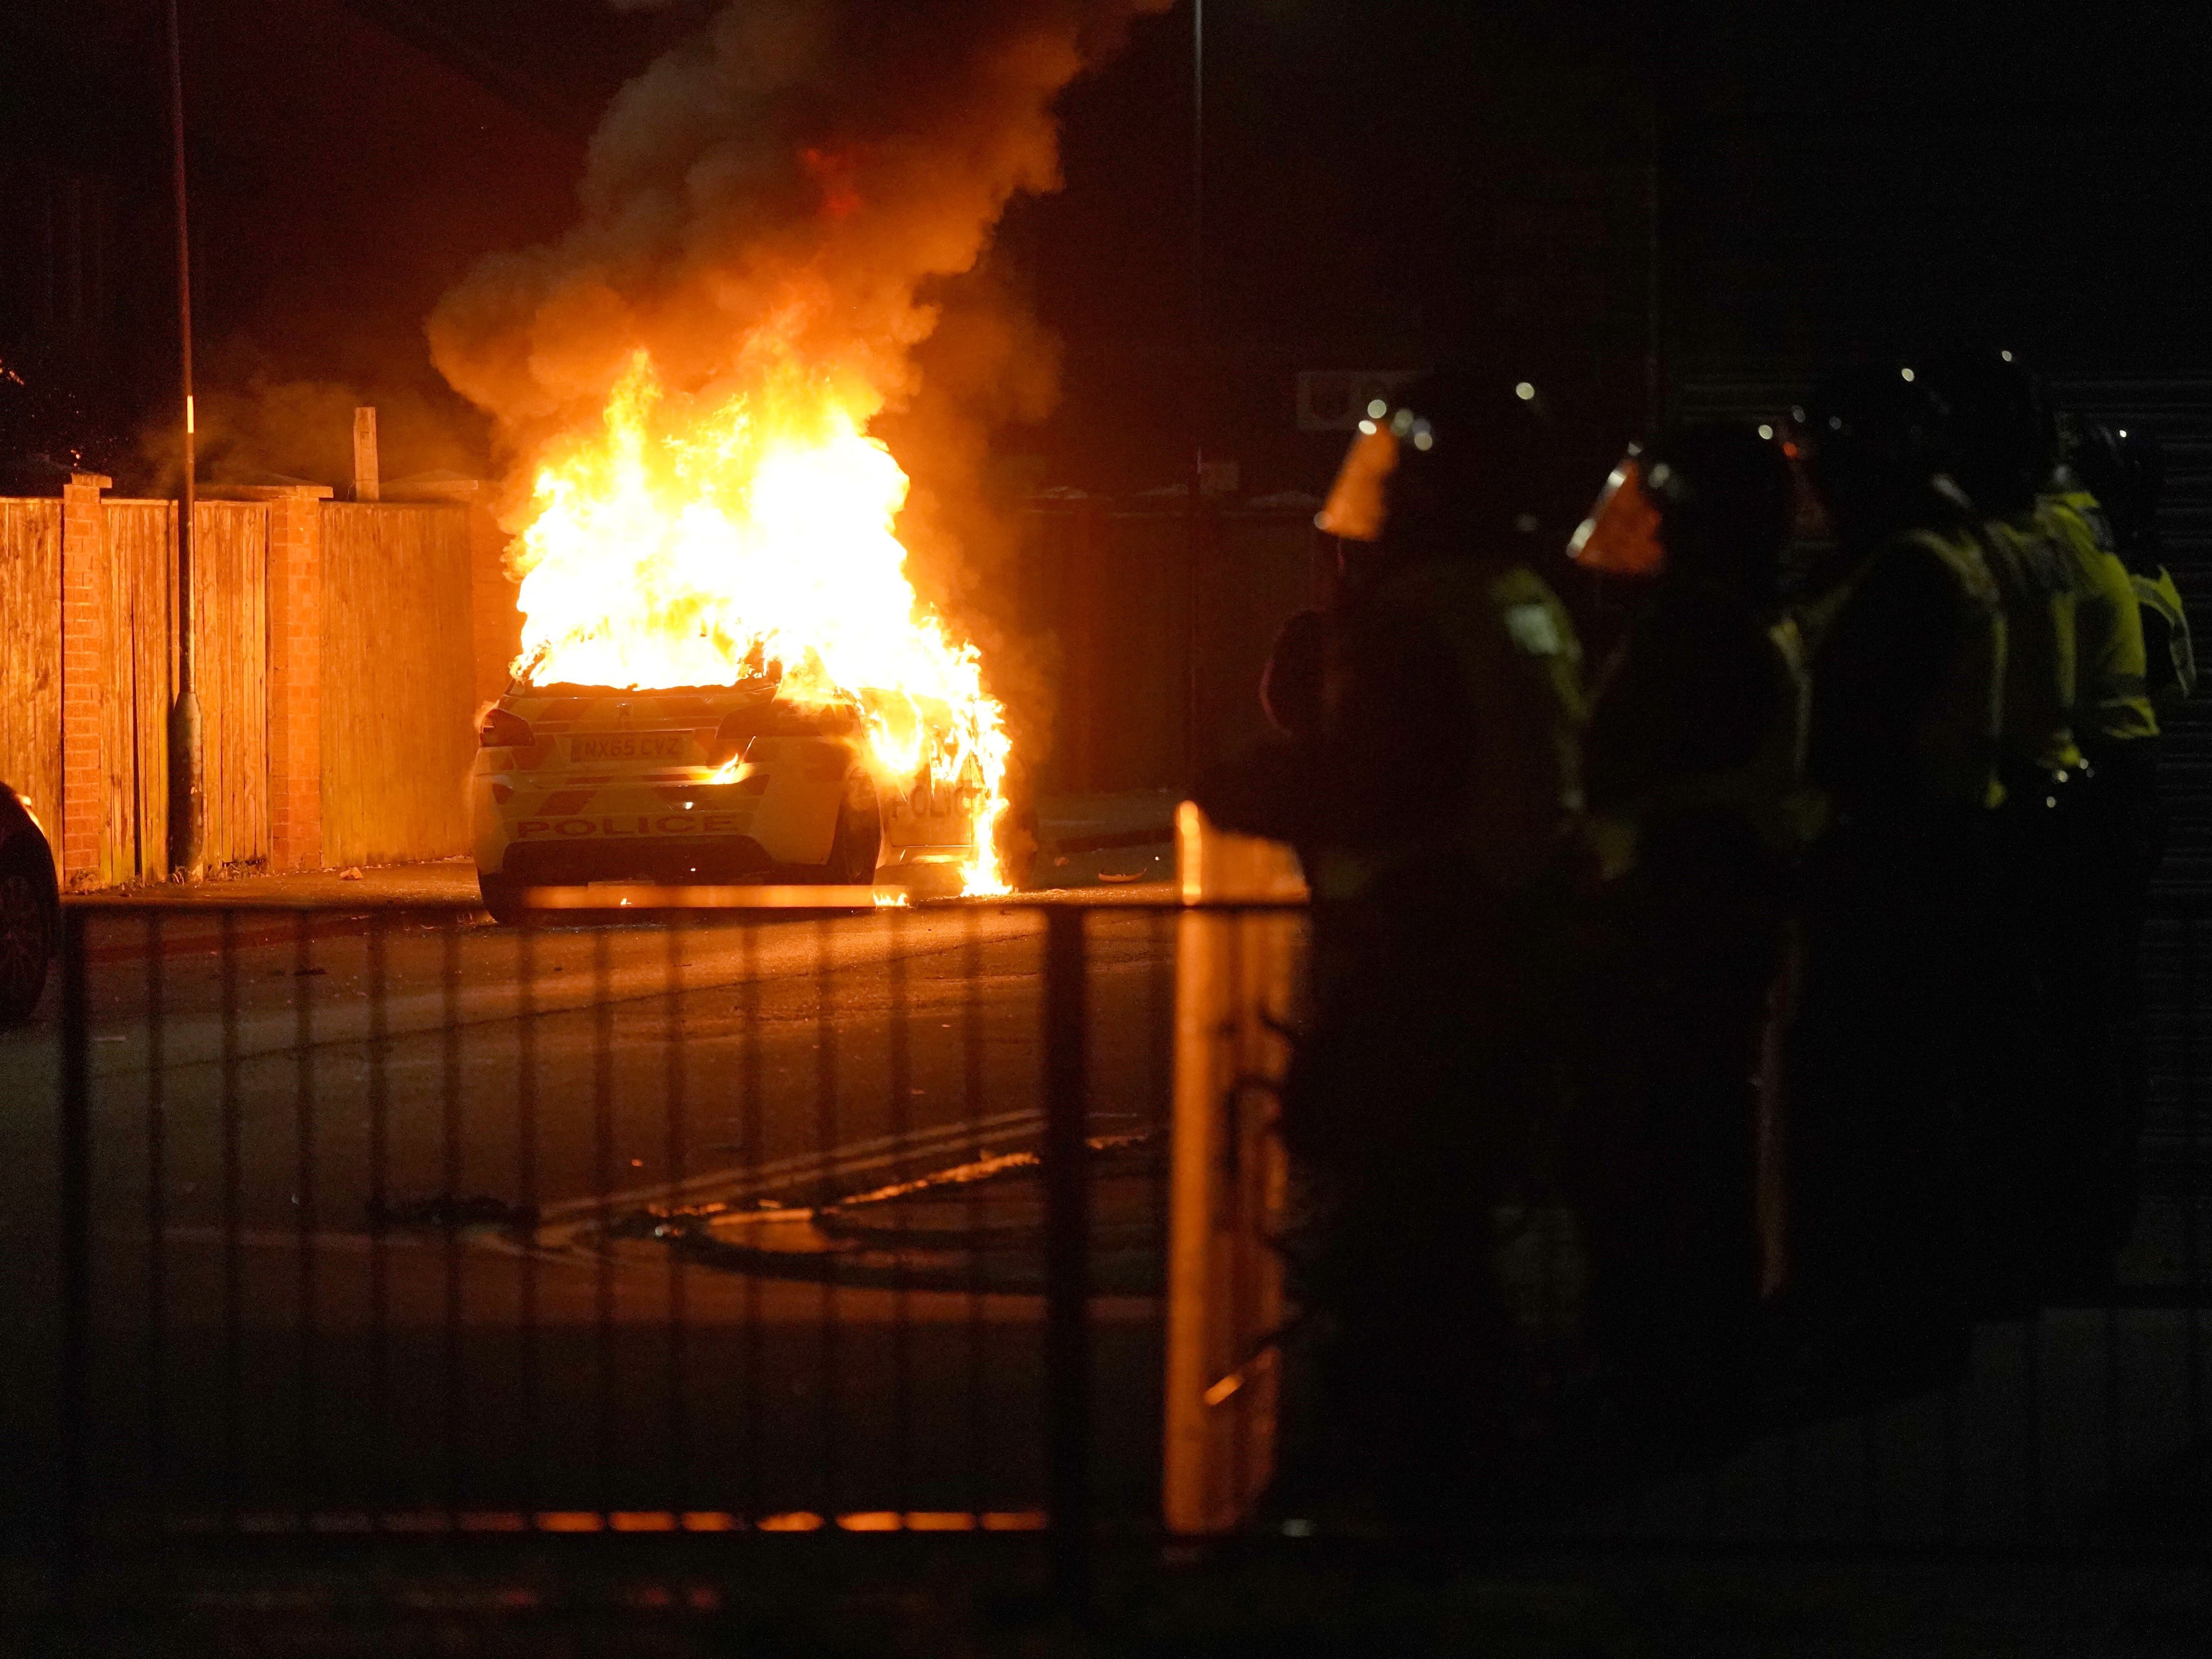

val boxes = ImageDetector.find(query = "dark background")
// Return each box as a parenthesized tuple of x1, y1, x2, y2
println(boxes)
(7, 0, 2208, 497)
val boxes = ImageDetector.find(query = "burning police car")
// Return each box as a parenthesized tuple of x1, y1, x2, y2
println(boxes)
(469, 676, 990, 921)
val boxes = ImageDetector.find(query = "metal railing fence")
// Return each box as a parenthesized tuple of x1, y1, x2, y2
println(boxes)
(20, 883, 2211, 1594)
(38, 896, 1240, 1586)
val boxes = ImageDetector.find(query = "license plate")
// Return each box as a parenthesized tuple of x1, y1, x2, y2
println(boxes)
(569, 731, 689, 763)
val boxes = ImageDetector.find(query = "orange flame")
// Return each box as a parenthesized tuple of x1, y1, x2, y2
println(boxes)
(511, 351, 1011, 895)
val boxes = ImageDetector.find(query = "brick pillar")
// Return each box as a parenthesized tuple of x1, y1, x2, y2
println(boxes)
(265, 486, 329, 871)
(58, 472, 111, 887)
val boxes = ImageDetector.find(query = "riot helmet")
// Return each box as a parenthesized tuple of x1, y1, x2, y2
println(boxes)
(1317, 371, 1559, 562)
(1793, 360, 1964, 547)
(1919, 346, 2054, 520)
(1571, 422, 1793, 600)
(1565, 447, 1664, 577)
(2070, 420, 2165, 571)
(1653, 424, 1796, 596)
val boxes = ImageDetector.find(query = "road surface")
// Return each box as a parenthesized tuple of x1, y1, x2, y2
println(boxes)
(6, 876, 2205, 1543)
(0, 888, 1186, 1525)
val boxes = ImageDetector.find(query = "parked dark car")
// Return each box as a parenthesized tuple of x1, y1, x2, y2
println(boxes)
(0, 783, 59, 1025)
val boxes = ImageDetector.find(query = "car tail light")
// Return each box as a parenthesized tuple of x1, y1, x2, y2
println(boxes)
(480, 708, 535, 749)
(710, 710, 757, 765)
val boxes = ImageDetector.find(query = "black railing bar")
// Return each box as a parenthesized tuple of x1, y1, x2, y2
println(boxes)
(2103, 1298, 2122, 1501)
(594, 927, 616, 1521)
(1147, 903, 1171, 1162)
(664, 916, 690, 1518)
(442, 915, 465, 1525)
(2023, 1314, 2045, 1537)
(1148, 910, 1178, 1530)
(516, 922, 542, 1521)
(2185, 910, 2204, 1435)
(887, 904, 913, 1521)
(1778, 1390, 1802, 1539)
(1224, 914, 1251, 1513)
(814, 912, 840, 1516)
(1859, 1398, 1881, 1546)
(219, 908, 241, 1533)
(1043, 906, 1093, 1612)
(1941, 1378, 1963, 1547)
(741, 918, 762, 1526)
(293, 910, 319, 1530)
(58, 908, 91, 1587)
(963, 907, 987, 1521)
(367, 913, 392, 1525)
(1147, 910, 1179, 1510)
(144, 911, 167, 1521)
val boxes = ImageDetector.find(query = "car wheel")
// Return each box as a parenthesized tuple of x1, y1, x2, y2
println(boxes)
(478, 872, 533, 926)
(0, 849, 54, 1025)
(826, 772, 883, 885)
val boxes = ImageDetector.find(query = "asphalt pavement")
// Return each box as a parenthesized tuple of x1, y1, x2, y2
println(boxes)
(8, 806, 2207, 1546)
(0, 832, 1187, 1529)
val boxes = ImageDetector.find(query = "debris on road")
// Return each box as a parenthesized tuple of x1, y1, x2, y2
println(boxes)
(613, 1131, 1166, 1294)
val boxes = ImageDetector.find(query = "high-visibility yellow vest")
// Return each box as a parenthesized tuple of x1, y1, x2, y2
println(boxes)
(1760, 610, 1830, 848)
(2039, 491, 2157, 744)
(1313, 557, 1585, 901)
(1916, 528, 2008, 810)
(1978, 513, 2085, 774)
(1585, 607, 1824, 879)
(2134, 564, 2196, 713)
(1812, 527, 2007, 812)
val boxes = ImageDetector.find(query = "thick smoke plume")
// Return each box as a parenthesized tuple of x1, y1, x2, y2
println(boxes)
(429, 0, 1168, 780)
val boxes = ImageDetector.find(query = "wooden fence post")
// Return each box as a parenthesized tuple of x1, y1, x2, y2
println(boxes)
(58, 473, 111, 887)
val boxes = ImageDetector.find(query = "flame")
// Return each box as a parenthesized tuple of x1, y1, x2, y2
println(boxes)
(511, 351, 1010, 895)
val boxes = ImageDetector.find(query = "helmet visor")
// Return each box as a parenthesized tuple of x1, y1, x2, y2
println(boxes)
(1315, 425, 1399, 541)
(1566, 453, 1664, 576)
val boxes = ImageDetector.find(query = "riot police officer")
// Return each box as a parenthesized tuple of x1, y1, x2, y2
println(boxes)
(2069, 423, 2193, 716)
(1920, 346, 2112, 1310)
(1785, 361, 2003, 1399)
(1199, 370, 1586, 1518)
(2059, 420, 2187, 1279)
(1572, 422, 1801, 1461)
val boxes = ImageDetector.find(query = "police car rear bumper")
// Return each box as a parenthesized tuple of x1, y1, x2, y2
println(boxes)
(495, 835, 776, 886)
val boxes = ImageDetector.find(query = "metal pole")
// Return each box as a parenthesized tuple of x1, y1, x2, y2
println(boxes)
(165, 0, 203, 879)
(58, 910, 91, 1590)
(1043, 908, 1092, 1613)
(1643, 91, 1662, 433)
(1184, 0, 1204, 782)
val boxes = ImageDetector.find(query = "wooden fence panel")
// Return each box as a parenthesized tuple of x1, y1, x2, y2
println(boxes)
(192, 501, 270, 868)
(100, 500, 173, 882)
(319, 502, 474, 865)
(0, 499, 62, 831)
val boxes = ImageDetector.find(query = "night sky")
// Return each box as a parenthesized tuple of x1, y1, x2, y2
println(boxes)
(5, 0, 2209, 495)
